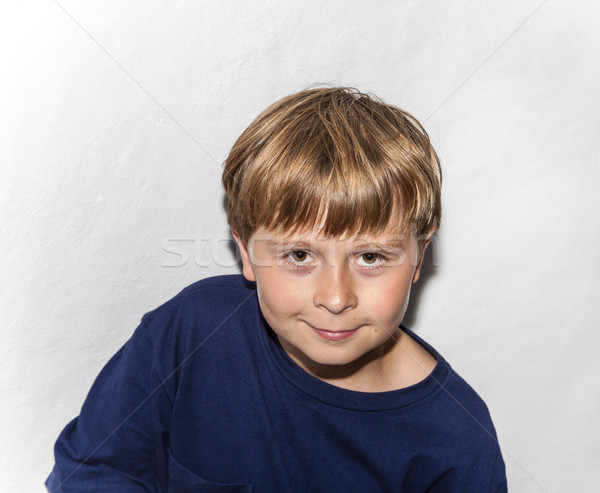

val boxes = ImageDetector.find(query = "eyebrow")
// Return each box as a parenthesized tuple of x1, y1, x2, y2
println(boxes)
(261, 237, 407, 250)
(352, 238, 406, 249)
(262, 239, 312, 250)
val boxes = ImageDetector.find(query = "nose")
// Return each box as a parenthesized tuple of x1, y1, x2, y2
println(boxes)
(313, 264, 357, 314)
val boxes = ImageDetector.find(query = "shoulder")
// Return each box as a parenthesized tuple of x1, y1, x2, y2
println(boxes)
(141, 274, 257, 328)
(432, 364, 506, 486)
(428, 358, 497, 443)
(160, 273, 256, 306)
(439, 368, 499, 445)
(404, 328, 504, 473)
(405, 328, 496, 435)
(135, 275, 259, 367)
(423, 369, 507, 491)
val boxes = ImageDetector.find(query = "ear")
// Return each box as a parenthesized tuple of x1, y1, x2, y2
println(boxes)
(231, 230, 256, 282)
(412, 229, 435, 284)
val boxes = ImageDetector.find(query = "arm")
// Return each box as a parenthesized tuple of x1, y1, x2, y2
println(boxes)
(46, 322, 171, 492)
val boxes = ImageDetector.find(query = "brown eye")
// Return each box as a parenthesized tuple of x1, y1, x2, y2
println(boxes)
(359, 252, 379, 265)
(290, 251, 308, 262)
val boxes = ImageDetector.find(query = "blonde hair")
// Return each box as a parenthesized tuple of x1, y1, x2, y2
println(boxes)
(222, 87, 441, 244)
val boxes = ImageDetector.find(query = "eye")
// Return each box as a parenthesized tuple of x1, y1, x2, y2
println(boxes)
(289, 250, 310, 263)
(356, 252, 382, 266)
(282, 248, 316, 270)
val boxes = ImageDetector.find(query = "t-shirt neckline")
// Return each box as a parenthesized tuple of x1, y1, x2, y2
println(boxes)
(254, 306, 452, 412)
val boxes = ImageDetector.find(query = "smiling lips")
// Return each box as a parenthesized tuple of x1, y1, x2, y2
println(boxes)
(309, 325, 360, 341)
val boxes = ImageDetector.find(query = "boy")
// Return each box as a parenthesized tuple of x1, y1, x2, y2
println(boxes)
(47, 87, 507, 492)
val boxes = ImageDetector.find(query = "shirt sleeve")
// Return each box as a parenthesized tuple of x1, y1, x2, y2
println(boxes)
(46, 322, 171, 492)
(427, 444, 507, 493)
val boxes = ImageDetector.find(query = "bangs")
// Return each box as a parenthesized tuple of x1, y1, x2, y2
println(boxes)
(261, 155, 406, 239)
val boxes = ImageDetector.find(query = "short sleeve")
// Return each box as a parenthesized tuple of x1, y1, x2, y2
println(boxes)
(46, 322, 171, 492)
(426, 441, 507, 493)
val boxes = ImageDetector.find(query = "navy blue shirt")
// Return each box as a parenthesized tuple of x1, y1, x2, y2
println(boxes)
(47, 275, 507, 492)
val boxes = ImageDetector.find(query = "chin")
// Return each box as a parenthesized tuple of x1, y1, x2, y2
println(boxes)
(308, 350, 364, 368)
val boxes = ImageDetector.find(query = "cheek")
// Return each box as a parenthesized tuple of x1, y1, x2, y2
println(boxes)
(255, 270, 305, 320)
(366, 278, 413, 324)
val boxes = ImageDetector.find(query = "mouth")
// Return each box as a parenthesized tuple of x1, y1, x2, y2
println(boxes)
(308, 324, 360, 341)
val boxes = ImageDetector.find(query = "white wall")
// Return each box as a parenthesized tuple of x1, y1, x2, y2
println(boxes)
(2, 1, 599, 491)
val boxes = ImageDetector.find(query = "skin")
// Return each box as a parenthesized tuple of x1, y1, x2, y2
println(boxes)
(232, 224, 437, 393)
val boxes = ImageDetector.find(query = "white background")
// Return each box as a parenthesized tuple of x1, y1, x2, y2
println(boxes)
(2, 1, 599, 491)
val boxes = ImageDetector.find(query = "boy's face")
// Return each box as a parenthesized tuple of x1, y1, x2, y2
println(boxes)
(233, 223, 430, 385)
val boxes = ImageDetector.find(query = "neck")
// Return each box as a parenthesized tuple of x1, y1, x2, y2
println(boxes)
(279, 329, 435, 393)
